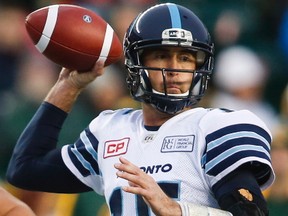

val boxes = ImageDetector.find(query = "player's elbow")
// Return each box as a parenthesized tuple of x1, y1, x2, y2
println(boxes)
(6, 169, 37, 191)
(6, 156, 33, 190)
(6, 169, 23, 189)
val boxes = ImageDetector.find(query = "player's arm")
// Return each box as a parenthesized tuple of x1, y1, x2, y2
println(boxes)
(212, 167, 269, 216)
(0, 187, 35, 216)
(6, 102, 91, 192)
(6, 62, 104, 192)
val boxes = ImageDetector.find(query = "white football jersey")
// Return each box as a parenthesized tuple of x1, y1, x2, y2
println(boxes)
(61, 107, 275, 215)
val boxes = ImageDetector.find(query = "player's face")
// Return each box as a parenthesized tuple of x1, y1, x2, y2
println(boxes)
(142, 47, 196, 95)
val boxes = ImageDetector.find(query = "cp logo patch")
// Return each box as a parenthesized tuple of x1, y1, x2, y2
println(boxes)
(103, 138, 130, 158)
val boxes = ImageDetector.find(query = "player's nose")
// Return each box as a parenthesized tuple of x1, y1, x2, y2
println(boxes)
(166, 56, 179, 76)
(167, 56, 178, 68)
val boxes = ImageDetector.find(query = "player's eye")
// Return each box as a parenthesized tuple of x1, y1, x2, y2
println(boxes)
(154, 52, 167, 59)
(179, 54, 195, 63)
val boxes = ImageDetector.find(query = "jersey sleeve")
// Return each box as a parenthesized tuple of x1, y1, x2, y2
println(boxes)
(200, 108, 275, 190)
(61, 109, 122, 195)
(61, 126, 104, 195)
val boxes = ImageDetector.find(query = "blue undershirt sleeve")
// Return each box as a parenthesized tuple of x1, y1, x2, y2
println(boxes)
(6, 102, 91, 193)
(212, 168, 268, 215)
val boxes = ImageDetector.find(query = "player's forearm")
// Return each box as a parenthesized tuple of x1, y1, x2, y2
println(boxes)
(44, 79, 83, 113)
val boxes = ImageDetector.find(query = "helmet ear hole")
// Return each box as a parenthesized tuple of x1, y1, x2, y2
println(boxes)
(196, 51, 206, 66)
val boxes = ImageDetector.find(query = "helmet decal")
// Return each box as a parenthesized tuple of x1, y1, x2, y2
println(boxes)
(167, 3, 182, 28)
(162, 28, 193, 46)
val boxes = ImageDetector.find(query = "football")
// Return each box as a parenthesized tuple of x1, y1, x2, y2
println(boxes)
(25, 4, 123, 71)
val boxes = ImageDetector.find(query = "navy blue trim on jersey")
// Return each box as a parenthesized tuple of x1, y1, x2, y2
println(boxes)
(122, 109, 134, 115)
(201, 123, 272, 178)
(205, 124, 271, 144)
(204, 151, 270, 177)
(144, 125, 160, 131)
(204, 137, 270, 160)
(68, 144, 91, 177)
(6, 102, 91, 193)
(67, 127, 101, 177)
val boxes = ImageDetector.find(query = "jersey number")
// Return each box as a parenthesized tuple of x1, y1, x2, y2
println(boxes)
(109, 182, 179, 215)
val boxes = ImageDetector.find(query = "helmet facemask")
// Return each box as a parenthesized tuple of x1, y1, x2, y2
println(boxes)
(125, 44, 213, 114)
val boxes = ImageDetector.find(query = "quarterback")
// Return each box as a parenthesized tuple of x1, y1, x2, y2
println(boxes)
(7, 3, 274, 216)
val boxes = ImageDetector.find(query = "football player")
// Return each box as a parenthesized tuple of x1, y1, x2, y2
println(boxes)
(7, 3, 274, 216)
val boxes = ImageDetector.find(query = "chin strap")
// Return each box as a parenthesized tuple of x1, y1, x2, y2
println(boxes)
(177, 202, 232, 216)
(152, 88, 190, 96)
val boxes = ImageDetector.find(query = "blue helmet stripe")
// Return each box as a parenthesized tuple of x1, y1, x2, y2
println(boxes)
(167, 3, 181, 28)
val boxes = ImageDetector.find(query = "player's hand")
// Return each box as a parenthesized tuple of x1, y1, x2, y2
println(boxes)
(114, 157, 181, 216)
(44, 60, 105, 112)
(59, 60, 105, 90)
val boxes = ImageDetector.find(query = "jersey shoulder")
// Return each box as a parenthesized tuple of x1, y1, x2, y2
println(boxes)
(200, 108, 274, 190)
(89, 108, 141, 132)
(199, 108, 271, 136)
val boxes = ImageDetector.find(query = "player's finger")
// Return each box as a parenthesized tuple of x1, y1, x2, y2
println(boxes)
(122, 185, 146, 195)
(118, 156, 132, 165)
(120, 157, 143, 173)
(115, 167, 152, 190)
(59, 67, 73, 77)
(115, 157, 139, 173)
(91, 60, 105, 77)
